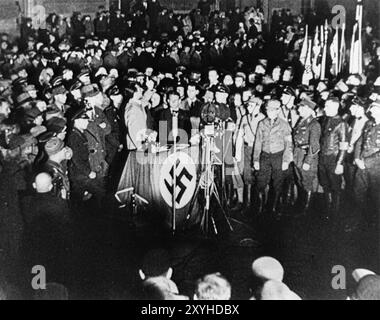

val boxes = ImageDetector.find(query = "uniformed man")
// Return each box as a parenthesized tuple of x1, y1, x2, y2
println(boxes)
(253, 99, 293, 217)
(345, 98, 369, 194)
(48, 84, 69, 117)
(67, 111, 106, 204)
(293, 98, 321, 215)
(234, 95, 265, 214)
(319, 97, 348, 220)
(43, 137, 72, 201)
(279, 86, 300, 207)
(353, 99, 380, 268)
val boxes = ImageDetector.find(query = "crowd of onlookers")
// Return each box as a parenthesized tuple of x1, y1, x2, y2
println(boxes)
(0, 0, 380, 300)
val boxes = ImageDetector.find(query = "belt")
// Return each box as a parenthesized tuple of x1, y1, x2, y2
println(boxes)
(295, 144, 309, 150)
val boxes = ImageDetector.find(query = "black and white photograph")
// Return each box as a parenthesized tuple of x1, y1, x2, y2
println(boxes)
(0, 0, 380, 302)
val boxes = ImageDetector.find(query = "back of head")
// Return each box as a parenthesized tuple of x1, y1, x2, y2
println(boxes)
(260, 280, 301, 300)
(355, 275, 380, 300)
(194, 273, 231, 300)
(33, 172, 53, 193)
(252, 256, 284, 282)
(141, 276, 179, 300)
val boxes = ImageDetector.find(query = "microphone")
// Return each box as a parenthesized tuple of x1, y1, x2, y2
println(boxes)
(172, 110, 178, 140)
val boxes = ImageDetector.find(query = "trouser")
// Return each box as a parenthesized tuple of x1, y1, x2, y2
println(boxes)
(344, 153, 357, 193)
(243, 145, 255, 185)
(256, 151, 285, 193)
(353, 157, 380, 270)
(294, 147, 319, 192)
(318, 155, 342, 193)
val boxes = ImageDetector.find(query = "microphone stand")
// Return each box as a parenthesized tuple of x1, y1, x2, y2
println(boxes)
(171, 111, 178, 235)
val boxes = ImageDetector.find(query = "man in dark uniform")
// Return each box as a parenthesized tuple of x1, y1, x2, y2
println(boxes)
(319, 97, 349, 220)
(253, 99, 293, 217)
(353, 99, 380, 270)
(42, 137, 72, 201)
(293, 98, 321, 215)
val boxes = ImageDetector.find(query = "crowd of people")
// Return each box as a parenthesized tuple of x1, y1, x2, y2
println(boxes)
(1, 0, 380, 299)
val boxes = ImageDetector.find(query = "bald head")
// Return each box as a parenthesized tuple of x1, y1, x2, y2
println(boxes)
(33, 173, 53, 193)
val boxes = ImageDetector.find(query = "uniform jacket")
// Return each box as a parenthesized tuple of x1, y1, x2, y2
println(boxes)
(67, 128, 91, 190)
(293, 116, 321, 166)
(43, 160, 70, 200)
(355, 120, 380, 162)
(320, 116, 348, 164)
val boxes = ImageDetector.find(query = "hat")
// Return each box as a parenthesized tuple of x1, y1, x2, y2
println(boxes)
(45, 137, 65, 156)
(282, 86, 296, 97)
(235, 72, 246, 80)
(260, 280, 302, 300)
(370, 96, 380, 109)
(77, 70, 90, 80)
(215, 84, 230, 94)
(95, 67, 108, 78)
(45, 117, 67, 134)
(374, 76, 380, 87)
(52, 84, 67, 96)
(30, 125, 47, 137)
(299, 98, 317, 110)
(352, 269, 376, 283)
(16, 93, 33, 107)
(252, 257, 284, 282)
(69, 81, 83, 92)
(24, 107, 42, 120)
(335, 80, 349, 93)
(108, 86, 120, 96)
(81, 84, 100, 99)
(51, 76, 64, 87)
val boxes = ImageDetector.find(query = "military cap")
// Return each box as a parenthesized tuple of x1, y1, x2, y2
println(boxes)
(45, 117, 67, 134)
(374, 76, 380, 87)
(81, 84, 100, 99)
(299, 98, 316, 110)
(215, 84, 230, 94)
(95, 67, 108, 78)
(24, 107, 42, 120)
(52, 84, 67, 96)
(16, 92, 33, 107)
(108, 86, 120, 96)
(370, 96, 380, 109)
(334, 80, 349, 93)
(51, 76, 64, 87)
(69, 81, 83, 92)
(30, 125, 47, 138)
(45, 137, 65, 156)
(346, 74, 362, 86)
(282, 86, 297, 97)
(12, 77, 27, 88)
(235, 72, 247, 80)
(77, 69, 90, 80)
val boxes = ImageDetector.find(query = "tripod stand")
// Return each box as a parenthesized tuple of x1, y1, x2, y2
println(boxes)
(187, 126, 233, 235)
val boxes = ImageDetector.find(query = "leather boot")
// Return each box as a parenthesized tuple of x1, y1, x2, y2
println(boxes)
(257, 191, 266, 216)
(324, 192, 333, 220)
(226, 183, 232, 207)
(271, 192, 283, 219)
(331, 192, 341, 221)
(299, 191, 312, 217)
(244, 185, 252, 210)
